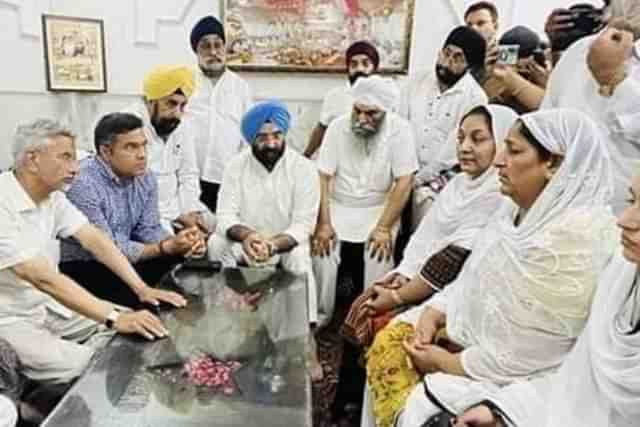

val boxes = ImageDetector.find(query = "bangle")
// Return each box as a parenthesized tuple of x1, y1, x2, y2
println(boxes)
(159, 238, 170, 256)
(390, 289, 404, 306)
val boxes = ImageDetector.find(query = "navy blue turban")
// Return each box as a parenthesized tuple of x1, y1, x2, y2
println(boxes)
(241, 100, 291, 144)
(190, 16, 225, 51)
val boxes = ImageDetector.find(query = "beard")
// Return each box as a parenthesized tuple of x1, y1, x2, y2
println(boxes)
(351, 118, 380, 139)
(199, 59, 225, 78)
(152, 116, 180, 138)
(252, 143, 285, 170)
(435, 64, 466, 87)
(349, 71, 369, 85)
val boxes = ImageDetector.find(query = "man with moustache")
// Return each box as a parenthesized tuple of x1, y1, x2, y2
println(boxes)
(60, 113, 205, 308)
(303, 40, 381, 158)
(186, 15, 253, 213)
(123, 65, 206, 234)
(207, 100, 320, 331)
(400, 26, 487, 225)
(0, 118, 184, 387)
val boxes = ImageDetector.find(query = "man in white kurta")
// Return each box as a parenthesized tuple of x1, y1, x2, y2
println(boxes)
(124, 65, 204, 234)
(186, 15, 253, 213)
(400, 26, 487, 226)
(541, 5, 640, 215)
(303, 41, 381, 158)
(312, 76, 418, 327)
(208, 100, 320, 328)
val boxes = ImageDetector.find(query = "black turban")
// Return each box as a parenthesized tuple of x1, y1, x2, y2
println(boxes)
(499, 26, 542, 58)
(443, 26, 487, 68)
(346, 41, 380, 69)
(190, 16, 225, 52)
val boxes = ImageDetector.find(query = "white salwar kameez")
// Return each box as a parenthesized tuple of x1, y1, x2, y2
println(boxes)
(313, 113, 418, 326)
(541, 35, 640, 215)
(391, 105, 517, 281)
(455, 250, 640, 427)
(362, 109, 618, 427)
(186, 68, 253, 186)
(208, 147, 320, 324)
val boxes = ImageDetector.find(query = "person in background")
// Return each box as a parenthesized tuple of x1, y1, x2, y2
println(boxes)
(465, 1, 500, 44)
(303, 40, 380, 158)
(60, 113, 204, 308)
(399, 26, 487, 227)
(0, 119, 184, 388)
(541, 0, 640, 214)
(124, 65, 207, 234)
(483, 26, 550, 113)
(186, 15, 253, 213)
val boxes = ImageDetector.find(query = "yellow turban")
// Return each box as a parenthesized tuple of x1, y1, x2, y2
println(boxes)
(143, 65, 195, 101)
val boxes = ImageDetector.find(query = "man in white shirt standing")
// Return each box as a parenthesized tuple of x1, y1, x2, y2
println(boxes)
(186, 15, 253, 213)
(303, 41, 380, 158)
(124, 65, 206, 234)
(312, 75, 417, 327)
(541, 1, 640, 215)
(0, 119, 185, 386)
(400, 26, 487, 226)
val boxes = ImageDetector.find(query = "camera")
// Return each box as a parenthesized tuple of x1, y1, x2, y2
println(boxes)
(551, 4, 607, 51)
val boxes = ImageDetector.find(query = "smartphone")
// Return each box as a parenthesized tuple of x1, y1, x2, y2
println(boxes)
(496, 44, 519, 66)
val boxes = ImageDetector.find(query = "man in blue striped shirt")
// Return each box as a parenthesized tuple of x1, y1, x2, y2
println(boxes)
(60, 113, 206, 308)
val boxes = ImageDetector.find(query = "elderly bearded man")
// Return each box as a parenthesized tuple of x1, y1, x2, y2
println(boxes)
(186, 15, 253, 213)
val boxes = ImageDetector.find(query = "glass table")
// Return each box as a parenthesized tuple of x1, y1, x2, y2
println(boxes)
(42, 265, 311, 427)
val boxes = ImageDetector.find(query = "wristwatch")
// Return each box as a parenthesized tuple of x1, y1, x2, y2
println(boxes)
(104, 309, 121, 329)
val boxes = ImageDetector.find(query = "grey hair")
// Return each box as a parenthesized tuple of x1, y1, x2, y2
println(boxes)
(13, 119, 75, 167)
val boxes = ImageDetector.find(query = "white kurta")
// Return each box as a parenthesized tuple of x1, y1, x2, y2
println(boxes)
(124, 102, 202, 232)
(317, 113, 419, 243)
(319, 83, 353, 127)
(186, 68, 253, 185)
(541, 36, 640, 215)
(212, 147, 321, 323)
(399, 71, 487, 181)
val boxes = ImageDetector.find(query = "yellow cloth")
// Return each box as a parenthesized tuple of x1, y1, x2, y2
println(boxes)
(143, 65, 195, 100)
(366, 321, 420, 427)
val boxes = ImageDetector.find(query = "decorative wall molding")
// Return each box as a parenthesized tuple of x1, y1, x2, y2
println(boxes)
(133, 0, 197, 45)
(0, 0, 48, 38)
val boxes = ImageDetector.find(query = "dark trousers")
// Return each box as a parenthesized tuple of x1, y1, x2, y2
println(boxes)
(60, 256, 181, 308)
(332, 242, 367, 420)
(199, 180, 221, 213)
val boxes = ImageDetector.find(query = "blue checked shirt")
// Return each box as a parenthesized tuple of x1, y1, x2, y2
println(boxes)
(61, 156, 170, 263)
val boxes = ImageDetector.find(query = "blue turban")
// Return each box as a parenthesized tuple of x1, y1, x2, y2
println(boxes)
(190, 16, 225, 51)
(241, 100, 291, 144)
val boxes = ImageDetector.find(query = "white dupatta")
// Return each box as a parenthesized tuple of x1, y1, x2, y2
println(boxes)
(427, 109, 617, 388)
(395, 105, 518, 279)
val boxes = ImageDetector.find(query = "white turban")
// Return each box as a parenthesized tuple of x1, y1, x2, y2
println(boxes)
(351, 75, 400, 113)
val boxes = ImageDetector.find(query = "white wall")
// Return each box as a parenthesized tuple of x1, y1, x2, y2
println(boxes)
(0, 0, 600, 168)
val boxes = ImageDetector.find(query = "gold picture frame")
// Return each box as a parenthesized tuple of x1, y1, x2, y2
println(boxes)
(42, 14, 108, 92)
(223, 0, 415, 74)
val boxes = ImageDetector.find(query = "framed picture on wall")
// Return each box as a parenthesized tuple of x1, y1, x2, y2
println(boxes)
(223, 0, 415, 73)
(42, 14, 107, 92)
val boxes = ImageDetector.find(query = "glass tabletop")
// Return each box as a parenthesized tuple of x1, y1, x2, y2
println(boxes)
(42, 265, 311, 427)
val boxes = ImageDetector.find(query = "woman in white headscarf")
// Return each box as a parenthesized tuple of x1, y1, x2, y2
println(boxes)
(361, 109, 619, 427)
(361, 105, 517, 318)
(454, 172, 640, 427)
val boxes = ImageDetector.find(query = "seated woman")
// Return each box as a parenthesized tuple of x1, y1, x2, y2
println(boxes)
(344, 105, 518, 346)
(362, 109, 618, 427)
(454, 173, 640, 427)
